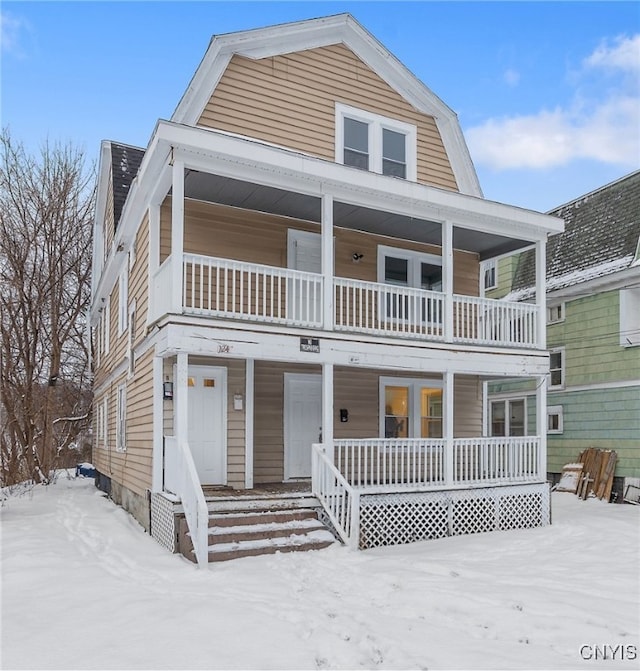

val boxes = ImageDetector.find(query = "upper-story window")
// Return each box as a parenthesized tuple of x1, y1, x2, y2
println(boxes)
(481, 259, 497, 291)
(336, 103, 417, 181)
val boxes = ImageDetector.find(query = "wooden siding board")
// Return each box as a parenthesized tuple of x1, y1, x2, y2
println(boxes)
(199, 45, 457, 190)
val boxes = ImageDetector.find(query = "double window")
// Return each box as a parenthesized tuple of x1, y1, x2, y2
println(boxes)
(336, 104, 417, 181)
(549, 348, 564, 389)
(490, 398, 526, 437)
(380, 377, 443, 439)
(116, 383, 127, 452)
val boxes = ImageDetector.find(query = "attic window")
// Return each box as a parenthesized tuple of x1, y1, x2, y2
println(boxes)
(336, 103, 416, 181)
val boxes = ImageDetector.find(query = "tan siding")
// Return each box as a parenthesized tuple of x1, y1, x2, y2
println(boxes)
(454, 376, 482, 438)
(225, 359, 246, 488)
(162, 198, 479, 293)
(198, 44, 458, 191)
(129, 214, 150, 339)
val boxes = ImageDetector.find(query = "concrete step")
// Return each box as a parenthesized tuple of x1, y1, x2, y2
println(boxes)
(209, 517, 327, 544)
(208, 508, 319, 528)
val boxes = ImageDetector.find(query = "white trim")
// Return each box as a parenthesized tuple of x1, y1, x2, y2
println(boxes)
(376, 245, 442, 286)
(118, 271, 128, 336)
(546, 302, 565, 325)
(548, 347, 565, 390)
(378, 375, 443, 438)
(480, 259, 497, 295)
(620, 286, 640, 347)
(152, 355, 164, 492)
(244, 359, 254, 489)
(335, 103, 417, 181)
(547, 404, 563, 434)
(489, 396, 528, 437)
(116, 383, 127, 452)
(489, 378, 640, 399)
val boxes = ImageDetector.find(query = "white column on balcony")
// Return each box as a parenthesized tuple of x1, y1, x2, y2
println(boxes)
(535, 238, 547, 349)
(321, 194, 334, 330)
(171, 159, 185, 314)
(444, 370, 455, 486)
(322, 362, 334, 462)
(175, 351, 189, 448)
(244, 358, 254, 489)
(443, 221, 454, 342)
(482, 380, 489, 437)
(536, 373, 548, 480)
(147, 203, 160, 325)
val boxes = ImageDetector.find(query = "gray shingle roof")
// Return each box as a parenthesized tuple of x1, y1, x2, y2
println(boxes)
(110, 142, 145, 231)
(511, 170, 640, 294)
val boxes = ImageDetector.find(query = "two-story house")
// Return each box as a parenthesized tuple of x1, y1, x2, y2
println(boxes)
(90, 14, 564, 565)
(486, 170, 640, 501)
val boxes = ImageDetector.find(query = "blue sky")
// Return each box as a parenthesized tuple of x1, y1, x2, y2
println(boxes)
(1, 1, 638, 212)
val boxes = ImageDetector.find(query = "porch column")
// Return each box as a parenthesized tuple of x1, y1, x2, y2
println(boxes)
(444, 371, 455, 486)
(321, 194, 334, 330)
(442, 220, 454, 342)
(147, 203, 160, 325)
(151, 353, 164, 492)
(481, 380, 489, 437)
(535, 238, 547, 349)
(244, 359, 254, 489)
(171, 159, 185, 314)
(536, 374, 548, 480)
(322, 362, 334, 462)
(175, 351, 189, 447)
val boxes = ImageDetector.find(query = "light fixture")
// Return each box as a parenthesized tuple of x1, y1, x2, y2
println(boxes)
(163, 377, 173, 400)
(352, 253, 364, 263)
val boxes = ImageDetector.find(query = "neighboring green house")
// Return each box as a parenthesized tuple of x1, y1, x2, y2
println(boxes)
(485, 170, 640, 500)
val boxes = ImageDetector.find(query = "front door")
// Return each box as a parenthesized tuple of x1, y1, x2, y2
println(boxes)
(287, 229, 322, 324)
(284, 373, 322, 479)
(187, 365, 227, 485)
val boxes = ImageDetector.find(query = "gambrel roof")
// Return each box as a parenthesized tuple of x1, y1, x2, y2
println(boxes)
(111, 143, 144, 230)
(170, 13, 482, 197)
(511, 170, 640, 296)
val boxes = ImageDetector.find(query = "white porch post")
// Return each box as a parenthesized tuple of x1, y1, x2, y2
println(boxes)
(482, 380, 489, 437)
(443, 221, 454, 342)
(321, 194, 334, 330)
(535, 238, 547, 349)
(175, 351, 189, 447)
(244, 358, 254, 489)
(444, 371, 455, 486)
(322, 362, 334, 463)
(147, 203, 160, 325)
(151, 353, 164, 491)
(171, 160, 185, 314)
(536, 374, 548, 480)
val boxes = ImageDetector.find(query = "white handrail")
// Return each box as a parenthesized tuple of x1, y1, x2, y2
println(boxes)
(311, 443, 360, 549)
(164, 437, 209, 567)
(453, 437, 540, 484)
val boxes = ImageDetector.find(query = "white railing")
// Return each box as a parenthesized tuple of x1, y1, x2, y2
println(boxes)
(334, 438, 445, 488)
(154, 253, 541, 348)
(453, 295, 537, 348)
(453, 437, 540, 485)
(163, 437, 209, 567)
(183, 253, 323, 327)
(335, 278, 444, 339)
(312, 443, 360, 549)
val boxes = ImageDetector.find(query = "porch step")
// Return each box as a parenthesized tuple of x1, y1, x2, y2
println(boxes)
(178, 505, 338, 563)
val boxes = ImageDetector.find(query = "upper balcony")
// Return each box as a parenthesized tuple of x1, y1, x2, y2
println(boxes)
(150, 251, 540, 349)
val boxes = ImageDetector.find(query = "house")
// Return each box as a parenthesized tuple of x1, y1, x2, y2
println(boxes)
(90, 14, 564, 565)
(486, 171, 640, 501)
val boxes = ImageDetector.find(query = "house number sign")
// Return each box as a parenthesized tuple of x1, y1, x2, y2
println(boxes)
(300, 337, 320, 353)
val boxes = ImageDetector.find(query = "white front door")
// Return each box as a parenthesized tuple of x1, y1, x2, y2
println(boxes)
(187, 365, 227, 485)
(287, 229, 322, 324)
(284, 373, 322, 479)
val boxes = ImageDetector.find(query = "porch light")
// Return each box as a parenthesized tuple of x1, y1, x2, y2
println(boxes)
(163, 378, 173, 400)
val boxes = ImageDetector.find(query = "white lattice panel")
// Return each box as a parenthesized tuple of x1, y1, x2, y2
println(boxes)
(358, 484, 550, 550)
(150, 492, 177, 553)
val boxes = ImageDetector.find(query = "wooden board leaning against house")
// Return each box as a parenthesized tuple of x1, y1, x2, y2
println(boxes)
(557, 448, 618, 502)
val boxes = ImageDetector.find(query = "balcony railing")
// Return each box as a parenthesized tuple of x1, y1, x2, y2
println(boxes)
(150, 253, 539, 348)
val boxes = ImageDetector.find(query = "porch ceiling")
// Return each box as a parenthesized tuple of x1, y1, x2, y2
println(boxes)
(183, 169, 531, 260)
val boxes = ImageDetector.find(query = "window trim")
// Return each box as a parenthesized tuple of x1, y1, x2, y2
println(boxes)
(379, 376, 443, 439)
(548, 347, 565, 389)
(481, 259, 497, 291)
(547, 302, 565, 325)
(620, 287, 640, 347)
(489, 397, 528, 437)
(335, 103, 417, 181)
(547, 405, 564, 434)
(118, 271, 128, 336)
(116, 383, 126, 452)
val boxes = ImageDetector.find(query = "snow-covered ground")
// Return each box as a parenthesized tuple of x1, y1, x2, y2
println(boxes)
(1, 474, 639, 671)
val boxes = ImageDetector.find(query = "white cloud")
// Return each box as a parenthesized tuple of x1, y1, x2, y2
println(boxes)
(503, 68, 520, 87)
(0, 11, 30, 56)
(467, 34, 640, 171)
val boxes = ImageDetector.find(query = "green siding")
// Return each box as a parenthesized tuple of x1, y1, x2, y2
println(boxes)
(486, 255, 520, 299)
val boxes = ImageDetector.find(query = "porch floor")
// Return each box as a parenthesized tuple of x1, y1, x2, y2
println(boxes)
(202, 481, 312, 500)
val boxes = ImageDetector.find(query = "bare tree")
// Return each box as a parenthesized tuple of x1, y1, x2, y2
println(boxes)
(0, 129, 95, 486)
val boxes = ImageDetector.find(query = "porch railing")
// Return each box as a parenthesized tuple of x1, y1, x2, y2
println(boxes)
(151, 253, 540, 349)
(163, 437, 209, 567)
(311, 443, 360, 549)
(453, 437, 540, 484)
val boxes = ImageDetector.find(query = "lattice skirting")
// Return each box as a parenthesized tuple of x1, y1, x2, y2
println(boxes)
(150, 492, 177, 553)
(358, 483, 550, 550)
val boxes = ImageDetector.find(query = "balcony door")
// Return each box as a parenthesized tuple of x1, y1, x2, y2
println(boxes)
(287, 229, 322, 324)
(380, 377, 443, 438)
